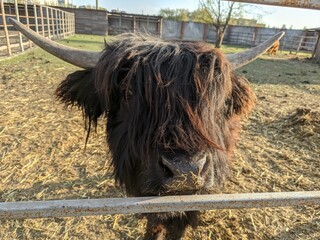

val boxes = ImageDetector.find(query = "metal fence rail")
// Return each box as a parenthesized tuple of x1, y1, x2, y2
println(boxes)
(0, 191, 319, 219)
(0, 0, 75, 57)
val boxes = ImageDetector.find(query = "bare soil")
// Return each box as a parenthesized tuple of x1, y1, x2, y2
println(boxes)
(0, 36, 319, 239)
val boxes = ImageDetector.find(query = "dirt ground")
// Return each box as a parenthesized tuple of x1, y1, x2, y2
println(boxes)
(0, 35, 319, 239)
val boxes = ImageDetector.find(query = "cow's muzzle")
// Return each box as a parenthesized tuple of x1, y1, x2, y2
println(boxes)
(159, 152, 213, 193)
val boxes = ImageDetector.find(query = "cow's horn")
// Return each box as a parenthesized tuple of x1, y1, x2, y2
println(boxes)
(227, 31, 285, 69)
(9, 18, 101, 69)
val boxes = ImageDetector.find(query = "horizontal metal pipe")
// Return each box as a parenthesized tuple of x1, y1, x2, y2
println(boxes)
(224, 0, 320, 10)
(0, 191, 319, 219)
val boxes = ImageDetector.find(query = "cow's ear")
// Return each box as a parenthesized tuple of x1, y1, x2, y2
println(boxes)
(55, 70, 103, 132)
(225, 74, 255, 118)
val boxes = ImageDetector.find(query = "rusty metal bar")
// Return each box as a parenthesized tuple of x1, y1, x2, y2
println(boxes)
(0, 191, 319, 220)
(224, 0, 320, 10)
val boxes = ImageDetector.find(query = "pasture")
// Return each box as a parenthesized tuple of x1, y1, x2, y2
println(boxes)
(0, 34, 319, 239)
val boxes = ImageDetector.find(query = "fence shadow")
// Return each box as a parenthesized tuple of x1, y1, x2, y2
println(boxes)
(0, 171, 124, 202)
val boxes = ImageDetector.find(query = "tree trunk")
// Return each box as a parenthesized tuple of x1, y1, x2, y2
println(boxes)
(215, 27, 225, 48)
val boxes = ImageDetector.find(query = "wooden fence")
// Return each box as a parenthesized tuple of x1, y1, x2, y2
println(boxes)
(226, 32, 318, 54)
(0, 1, 75, 57)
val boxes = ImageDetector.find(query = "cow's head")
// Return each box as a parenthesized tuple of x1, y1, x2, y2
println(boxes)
(10, 18, 284, 239)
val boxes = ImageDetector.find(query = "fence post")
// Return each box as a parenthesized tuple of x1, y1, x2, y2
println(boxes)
(72, 13, 76, 34)
(203, 24, 208, 42)
(14, 0, 24, 52)
(62, 11, 65, 37)
(39, 5, 44, 36)
(50, 8, 54, 39)
(180, 21, 185, 40)
(24, 1, 32, 48)
(312, 32, 320, 62)
(66, 13, 69, 35)
(33, 4, 38, 33)
(46, 7, 51, 39)
(119, 13, 122, 34)
(59, 10, 62, 38)
(1, 0, 12, 55)
(133, 16, 136, 33)
(158, 18, 163, 38)
(55, 9, 59, 38)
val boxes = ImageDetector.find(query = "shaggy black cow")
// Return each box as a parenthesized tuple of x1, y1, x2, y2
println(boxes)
(10, 18, 284, 240)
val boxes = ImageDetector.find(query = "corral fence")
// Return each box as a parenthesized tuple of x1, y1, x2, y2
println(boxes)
(0, 0, 75, 57)
(107, 11, 162, 36)
(226, 31, 318, 54)
(0, 191, 320, 219)
(54, 7, 163, 37)
(163, 20, 319, 58)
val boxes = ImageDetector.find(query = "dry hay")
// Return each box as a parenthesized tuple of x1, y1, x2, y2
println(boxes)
(0, 39, 319, 240)
(282, 108, 320, 137)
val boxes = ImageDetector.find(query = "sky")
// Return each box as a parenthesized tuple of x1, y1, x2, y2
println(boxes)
(72, 0, 320, 29)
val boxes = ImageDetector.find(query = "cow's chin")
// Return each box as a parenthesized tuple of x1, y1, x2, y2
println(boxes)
(141, 187, 214, 239)
(143, 210, 203, 239)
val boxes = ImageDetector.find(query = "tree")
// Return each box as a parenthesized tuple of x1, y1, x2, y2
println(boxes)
(199, 0, 261, 48)
(190, 8, 212, 23)
(159, 8, 190, 21)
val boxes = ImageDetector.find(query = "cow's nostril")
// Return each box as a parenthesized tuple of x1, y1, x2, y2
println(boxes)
(159, 159, 174, 178)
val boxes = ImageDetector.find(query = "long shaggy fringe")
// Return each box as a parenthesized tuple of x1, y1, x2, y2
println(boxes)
(55, 33, 255, 195)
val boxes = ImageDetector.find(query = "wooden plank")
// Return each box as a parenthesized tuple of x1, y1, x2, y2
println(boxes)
(55, 9, 59, 38)
(312, 32, 320, 61)
(1, 0, 11, 55)
(14, 0, 24, 52)
(46, 7, 51, 39)
(133, 16, 136, 33)
(0, 41, 32, 51)
(72, 14, 75, 34)
(59, 10, 62, 37)
(24, 1, 32, 48)
(50, 8, 54, 39)
(0, 191, 319, 220)
(62, 11, 65, 37)
(224, 0, 320, 10)
(39, 5, 44, 36)
(33, 4, 38, 33)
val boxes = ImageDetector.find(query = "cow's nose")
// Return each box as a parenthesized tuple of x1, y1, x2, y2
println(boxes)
(160, 155, 207, 190)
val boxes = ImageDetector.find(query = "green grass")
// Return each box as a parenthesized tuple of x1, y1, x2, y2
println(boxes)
(0, 34, 111, 67)
(59, 34, 109, 51)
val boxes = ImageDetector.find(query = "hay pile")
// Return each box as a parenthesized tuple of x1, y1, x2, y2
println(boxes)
(283, 108, 320, 137)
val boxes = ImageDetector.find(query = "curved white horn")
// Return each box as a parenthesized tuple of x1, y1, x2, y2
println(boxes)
(227, 31, 285, 69)
(9, 18, 101, 69)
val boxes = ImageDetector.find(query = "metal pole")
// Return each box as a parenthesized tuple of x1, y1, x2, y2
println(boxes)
(223, 0, 320, 10)
(0, 191, 319, 220)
